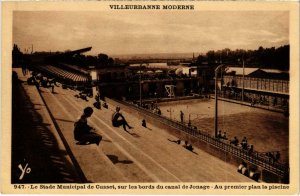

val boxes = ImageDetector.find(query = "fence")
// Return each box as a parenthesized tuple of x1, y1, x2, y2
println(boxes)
(112, 99, 289, 179)
(223, 76, 289, 95)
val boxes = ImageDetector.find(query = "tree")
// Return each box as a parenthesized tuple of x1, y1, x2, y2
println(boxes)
(97, 53, 109, 66)
(108, 57, 114, 66)
(196, 45, 289, 70)
(12, 44, 23, 67)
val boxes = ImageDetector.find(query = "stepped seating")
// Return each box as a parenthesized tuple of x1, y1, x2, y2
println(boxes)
(14, 68, 125, 182)
(40, 86, 254, 182)
(39, 87, 127, 182)
(108, 98, 289, 182)
(32, 64, 90, 84)
(57, 120, 126, 182)
(60, 63, 90, 75)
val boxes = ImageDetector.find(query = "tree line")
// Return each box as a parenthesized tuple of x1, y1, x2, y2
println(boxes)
(196, 45, 289, 70)
(54, 53, 115, 68)
(13, 44, 289, 70)
(12, 45, 116, 68)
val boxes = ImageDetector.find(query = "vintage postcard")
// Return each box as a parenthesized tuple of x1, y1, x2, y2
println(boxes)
(1, 1, 299, 195)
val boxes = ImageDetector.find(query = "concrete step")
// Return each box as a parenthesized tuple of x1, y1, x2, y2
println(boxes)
(12, 68, 81, 183)
(54, 88, 160, 182)
(39, 84, 253, 182)
(101, 98, 253, 182)
(40, 88, 126, 182)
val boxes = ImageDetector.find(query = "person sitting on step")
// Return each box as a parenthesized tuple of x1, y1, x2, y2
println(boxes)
(74, 107, 102, 146)
(112, 106, 133, 132)
(142, 119, 147, 128)
(102, 102, 108, 109)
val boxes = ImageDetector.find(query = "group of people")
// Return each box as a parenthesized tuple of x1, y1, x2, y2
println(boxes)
(74, 92, 89, 101)
(74, 102, 197, 155)
(237, 161, 260, 181)
(168, 139, 194, 152)
(132, 100, 162, 115)
(153, 107, 161, 115)
(217, 130, 228, 140)
(240, 137, 249, 150)
(229, 136, 254, 154)
(266, 151, 281, 163)
(74, 88, 93, 101)
(74, 105, 133, 145)
(73, 97, 279, 169)
(183, 140, 194, 152)
(250, 96, 267, 107)
(27, 72, 58, 93)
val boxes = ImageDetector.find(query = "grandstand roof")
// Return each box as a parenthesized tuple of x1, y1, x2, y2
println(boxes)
(225, 67, 289, 76)
(225, 67, 259, 76)
(261, 69, 289, 74)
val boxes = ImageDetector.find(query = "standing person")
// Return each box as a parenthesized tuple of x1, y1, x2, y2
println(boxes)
(93, 93, 101, 109)
(21, 63, 27, 76)
(222, 132, 228, 140)
(241, 137, 248, 150)
(74, 107, 102, 145)
(112, 106, 133, 132)
(180, 110, 184, 123)
(48, 78, 58, 93)
(217, 130, 222, 139)
(248, 145, 254, 155)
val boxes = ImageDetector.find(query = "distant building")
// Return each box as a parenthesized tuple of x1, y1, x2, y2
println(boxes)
(221, 66, 289, 107)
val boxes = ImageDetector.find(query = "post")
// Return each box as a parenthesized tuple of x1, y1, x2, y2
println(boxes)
(214, 69, 218, 138)
(139, 64, 142, 106)
(214, 64, 224, 138)
(90, 71, 98, 97)
(242, 58, 245, 102)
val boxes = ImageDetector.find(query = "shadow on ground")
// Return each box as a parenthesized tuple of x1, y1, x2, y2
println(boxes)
(11, 72, 81, 183)
(106, 154, 133, 165)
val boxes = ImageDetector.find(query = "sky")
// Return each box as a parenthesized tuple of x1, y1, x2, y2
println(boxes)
(13, 11, 289, 56)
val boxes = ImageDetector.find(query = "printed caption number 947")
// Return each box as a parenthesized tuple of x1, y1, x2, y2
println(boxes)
(14, 185, 25, 189)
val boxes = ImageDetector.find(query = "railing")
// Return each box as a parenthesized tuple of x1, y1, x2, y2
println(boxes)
(112, 99, 289, 178)
(223, 76, 289, 95)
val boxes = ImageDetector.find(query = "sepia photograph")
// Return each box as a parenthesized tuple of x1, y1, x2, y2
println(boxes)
(1, 1, 299, 194)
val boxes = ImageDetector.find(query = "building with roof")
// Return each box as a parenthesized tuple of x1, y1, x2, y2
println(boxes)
(221, 66, 289, 109)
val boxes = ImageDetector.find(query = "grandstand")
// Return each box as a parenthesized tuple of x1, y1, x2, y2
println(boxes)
(27, 47, 93, 88)
(31, 64, 90, 83)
